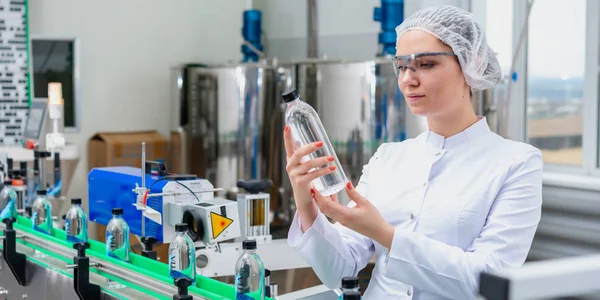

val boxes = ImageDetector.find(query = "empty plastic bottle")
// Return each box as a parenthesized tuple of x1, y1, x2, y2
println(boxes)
(234, 240, 265, 300)
(169, 223, 196, 283)
(339, 277, 360, 299)
(106, 208, 130, 262)
(65, 198, 88, 243)
(0, 181, 18, 221)
(281, 89, 348, 196)
(342, 291, 362, 300)
(31, 189, 52, 235)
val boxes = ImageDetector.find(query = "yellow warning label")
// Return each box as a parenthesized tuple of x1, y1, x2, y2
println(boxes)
(210, 212, 234, 239)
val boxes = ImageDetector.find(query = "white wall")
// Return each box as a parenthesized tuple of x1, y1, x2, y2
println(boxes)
(28, 0, 250, 228)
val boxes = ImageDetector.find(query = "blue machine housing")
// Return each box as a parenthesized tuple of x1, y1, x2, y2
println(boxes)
(374, 0, 405, 56)
(88, 167, 168, 243)
(241, 9, 263, 62)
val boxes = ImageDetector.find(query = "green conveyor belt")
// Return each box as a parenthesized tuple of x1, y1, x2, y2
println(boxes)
(0, 216, 273, 300)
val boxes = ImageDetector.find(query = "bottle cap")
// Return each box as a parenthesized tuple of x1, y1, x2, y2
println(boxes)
(342, 291, 361, 300)
(342, 276, 359, 289)
(3, 180, 11, 186)
(281, 89, 300, 103)
(242, 239, 257, 250)
(175, 223, 188, 232)
(37, 189, 47, 195)
(71, 198, 82, 205)
(112, 208, 123, 215)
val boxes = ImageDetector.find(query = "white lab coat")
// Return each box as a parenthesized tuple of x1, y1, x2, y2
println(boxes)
(288, 117, 543, 299)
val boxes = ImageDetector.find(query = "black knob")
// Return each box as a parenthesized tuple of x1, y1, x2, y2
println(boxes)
(73, 242, 90, 257)
(236, 179, 273, 194)
(141, 236, 158, 250)
(2, 217, 14, 230)
(174, 277, 192, 296)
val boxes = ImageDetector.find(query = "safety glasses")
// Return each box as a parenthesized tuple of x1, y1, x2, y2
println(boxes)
(392, 52, 457, 77)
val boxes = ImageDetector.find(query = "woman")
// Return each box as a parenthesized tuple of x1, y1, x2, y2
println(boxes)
(284, 5, 543, 300)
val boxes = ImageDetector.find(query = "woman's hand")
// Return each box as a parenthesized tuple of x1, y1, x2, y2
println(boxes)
(283, 125, 337, 231)
(313, 182, 395, 249)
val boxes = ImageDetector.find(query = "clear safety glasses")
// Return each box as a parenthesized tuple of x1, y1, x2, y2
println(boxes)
(392, 52, 457, 77)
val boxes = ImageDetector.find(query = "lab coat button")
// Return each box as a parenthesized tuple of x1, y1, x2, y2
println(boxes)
(407, 289, 412, 296)
(410, 213, 414, 220)
(435, 152, 441, 156)
(422, 182, 427, 187)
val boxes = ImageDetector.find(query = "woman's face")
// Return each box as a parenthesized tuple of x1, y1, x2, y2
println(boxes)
(395, 30, 470, 118)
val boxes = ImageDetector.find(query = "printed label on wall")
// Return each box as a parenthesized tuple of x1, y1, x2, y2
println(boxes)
(0, 0, 29, 146)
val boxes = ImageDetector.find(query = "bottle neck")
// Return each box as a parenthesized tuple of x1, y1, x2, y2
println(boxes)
(243, 249, 257, 254)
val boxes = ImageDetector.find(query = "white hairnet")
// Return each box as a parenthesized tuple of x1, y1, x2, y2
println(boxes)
(395, 5, 501, 91)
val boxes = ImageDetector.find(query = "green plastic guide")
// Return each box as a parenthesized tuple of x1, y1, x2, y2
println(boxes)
(0, 216, 273, 300)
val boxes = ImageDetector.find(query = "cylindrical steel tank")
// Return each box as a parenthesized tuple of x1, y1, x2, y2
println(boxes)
(472, 77, 509, 137)
(295, 58, 428, 205)
(170, 60, 294, 222)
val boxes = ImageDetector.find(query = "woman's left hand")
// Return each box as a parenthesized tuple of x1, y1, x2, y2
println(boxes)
(313, 182, 395, 249)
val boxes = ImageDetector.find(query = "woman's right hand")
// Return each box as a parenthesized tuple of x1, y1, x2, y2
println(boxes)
(283, 125, 337, 209)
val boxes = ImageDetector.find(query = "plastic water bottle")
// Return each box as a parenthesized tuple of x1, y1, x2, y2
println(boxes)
(169, 223, 196, 284)
(234, 240, 265, 300)
(65, 198, 88, 243)
(0, 181, 18, 221)
(106, 208, 130, 289)
(339, 277, 360, 299)
(281, 89, 348, 196)
(31, 189, 52, 235)
(106, 208, 130, 262)
(342, 291, 362, 300)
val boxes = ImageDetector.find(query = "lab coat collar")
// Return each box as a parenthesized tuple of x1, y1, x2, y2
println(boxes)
(424, 116, 491, 149)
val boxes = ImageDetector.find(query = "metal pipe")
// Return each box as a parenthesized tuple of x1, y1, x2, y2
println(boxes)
(141, 142, 146, 237)
(141, 142, 146, 189)
(307, 0, 318, 58)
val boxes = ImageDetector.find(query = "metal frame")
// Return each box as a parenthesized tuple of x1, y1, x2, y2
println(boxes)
(585, 0, 600, 177)
(0, 222, 211, 299)
(28, 35, 81, 133)
(508, 0, 528, 144)
(479, 253, 600, 300)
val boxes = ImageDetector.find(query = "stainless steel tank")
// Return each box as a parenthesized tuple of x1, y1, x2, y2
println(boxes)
(295, 58, 428, 205)
(170, 60, 294, 222)
(472, 77, 509, 137)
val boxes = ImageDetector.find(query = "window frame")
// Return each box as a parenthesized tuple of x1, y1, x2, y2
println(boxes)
(514, 0, 600, 187)
(28, 35, 81, 133)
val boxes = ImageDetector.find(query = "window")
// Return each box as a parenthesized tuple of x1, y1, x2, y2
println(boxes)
(526, 0, 586, 166)
(30, 38, 79, 130)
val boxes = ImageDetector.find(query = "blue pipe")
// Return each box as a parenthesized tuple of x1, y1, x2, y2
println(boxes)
(374, 0, 404, 56)
(241, 10, 263, 62)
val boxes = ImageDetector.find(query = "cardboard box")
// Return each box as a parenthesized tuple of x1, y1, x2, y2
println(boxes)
(88, 131, 169, 170)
